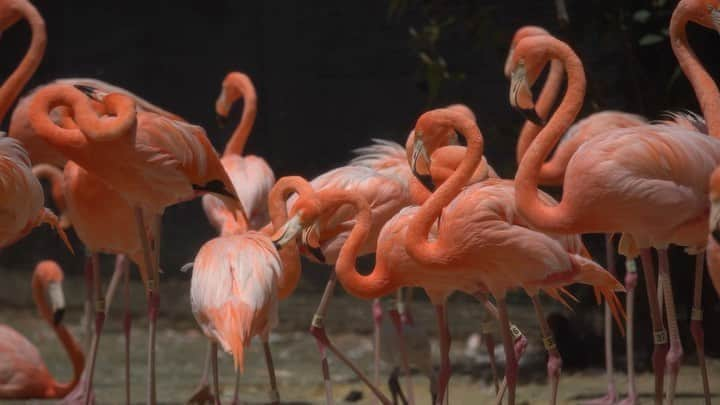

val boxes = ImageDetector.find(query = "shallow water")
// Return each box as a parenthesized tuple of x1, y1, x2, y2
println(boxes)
(1, 273, 719, 404)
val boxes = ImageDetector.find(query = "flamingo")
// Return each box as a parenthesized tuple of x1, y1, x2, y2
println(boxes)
(277, 108, 624, 405)
(0, 260, 84, 399)
(188, 176, 318, 404)
(507, 25, 647, 405)
(27, 83, 245, 405)
(191, 72, 275, 404)
(202, 72, 275, 233)
(508, 6, 720, 401)
(0, 0, 45, 124)
(10, 78, 184, 167)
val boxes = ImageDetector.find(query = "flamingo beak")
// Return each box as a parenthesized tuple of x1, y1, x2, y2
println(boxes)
(179, 262, 194, 273)
(271, 214, 304, 250)
(710, 200, 720, 244)
(709, 6, 720, 34)
(73, 84, 104, 102)
(302, 223, 326, 263)
(510, 61, 545, 126)
(48, 281, 66, 326)
(216, 114, 229, 129)
(410, 134, 436, 191)
(503, 48, 515, 78)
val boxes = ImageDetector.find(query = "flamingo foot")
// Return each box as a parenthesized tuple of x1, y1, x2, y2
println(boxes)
(652, 339, 669, 405)
(582, 388, 618, 405)
(665, 341, 683, 405)
(186, 384, 215, 405)
(615, 393, 638, 405)
(690, 316, 712, 405)
(546, 348, 562, 405)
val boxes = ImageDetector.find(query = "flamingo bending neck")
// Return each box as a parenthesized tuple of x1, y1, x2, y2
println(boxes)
(218, 73, 257, 157)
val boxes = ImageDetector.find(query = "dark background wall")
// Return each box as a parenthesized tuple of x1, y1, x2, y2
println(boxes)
(2, 0, 720, 356)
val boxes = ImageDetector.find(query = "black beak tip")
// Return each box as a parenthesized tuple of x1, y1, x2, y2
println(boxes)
(272, 240, 282, 251)
(53, 309, 65, 326)
(712, 228, 720, 245)
(412, 170, 436, 192)
(308, 245, 326, 264)
(517, 107, 546, 126)
(216, 114, 229, 129)
(73, 84, 99, 100)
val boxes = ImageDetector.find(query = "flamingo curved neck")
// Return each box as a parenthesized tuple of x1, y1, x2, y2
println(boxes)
(514, 39, 586, 233)
(516, 59, 564, 166)
(0, 0, 46, 123)
(330, 193, 394, 299)
(223, 87, 257, 157)
(670, 9, 720, 137)
(268, 177, 312, 299)
(405, 112, 485, 266)
(30, 279, 83, 398)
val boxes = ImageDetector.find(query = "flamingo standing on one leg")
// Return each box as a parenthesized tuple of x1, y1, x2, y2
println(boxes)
(508, 12, 720, 402)
(506, 26, 646, 405)
(0, 260, 84, 399)
(278, 108, 624, 405)
(28, 84, 245, 405)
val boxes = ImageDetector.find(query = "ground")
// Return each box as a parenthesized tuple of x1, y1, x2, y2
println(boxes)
(0, 272, 717, 404)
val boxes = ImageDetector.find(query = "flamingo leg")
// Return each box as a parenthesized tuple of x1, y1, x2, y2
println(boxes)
(480, 309, 500, 394)
(135, 207, 160, 405)
(639, 248, 667, 405)
(121, 256, 131, 405)
(658, 249, 683, 405)
(83, 253, 105, 405)
(494, 295, 517, 405)
(309, 271, 392, 405)
(372, 297, 383, 404)
(211, 342, 221, 405)
(530, 294, 561, 405)
(82, 254, 94, 353)
(389, 367, 409, 405)
(187, 341, 215, 404)
(389, 298, 416, 405)
(616, 259, 638, 405)
(261, 338, 280, 405)
(433, 304, 451, 405)
(690, 253, 711, 405)
(232, 371, 240, 405)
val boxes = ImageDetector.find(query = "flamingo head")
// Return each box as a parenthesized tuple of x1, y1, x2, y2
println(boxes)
(271, 194, 322, 250)
(0, 0, 23, 34)
(504, 25, 551, 78)
(676, 0, 720, 32)
(507, 35, 552, 127)
(34, 260, 66, 326)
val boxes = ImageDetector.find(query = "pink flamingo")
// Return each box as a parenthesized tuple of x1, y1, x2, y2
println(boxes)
(0, 260, 84, 399)
(508, 7, 720, 401)
(278, 108, 623, 405)
(10, 78, 184, 167)
(709, 167, 720, 298)
(28, 83, 245, 405)
(202, 72, 275, 233)
(508, 26, 646, 405)
(189, 176, 319, 404)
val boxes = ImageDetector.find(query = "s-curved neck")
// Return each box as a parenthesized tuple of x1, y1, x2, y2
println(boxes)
(322, 189, 394, 299)
(405, 110, 484, 265)
(32, 164, 68, 224)
(28, 84, 137, 151)
(514, 37, 586, 233)
(516, 59, 564, 165)
(0, 0, 46, 123)
(268, 176, 313, 299)
(220, 73, 257, 157)
(670, 6, 720, 137)
(30, 276, 83, 398)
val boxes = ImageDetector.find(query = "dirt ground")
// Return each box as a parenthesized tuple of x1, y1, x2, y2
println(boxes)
(1, 272, 718, 404)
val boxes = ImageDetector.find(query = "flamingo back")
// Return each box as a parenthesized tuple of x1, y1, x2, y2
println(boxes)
(190, 232, 281, 371)
(0, 325, 51, 398)
(350, 138, 413, 189)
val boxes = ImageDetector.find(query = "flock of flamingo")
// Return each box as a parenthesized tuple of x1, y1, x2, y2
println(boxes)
(1, 0, 720, 404)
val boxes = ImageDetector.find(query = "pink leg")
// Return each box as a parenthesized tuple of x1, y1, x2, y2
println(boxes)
(616, 259, 638, 405)
(84, 254, 105, 405)
(82, 254, 94, 353)
(434, 304, 451, 405)
(658, 249, 683, 404)
(373, 298, 383, 401)
(232, 370, 240, 405)
(187, 342, 215, 404)
(211, 342, 221, 405)
(309, 271, 392, 405)
(494, 295, 517, 405)
(121, 257, 131, 405)
(389, 302, 416, 405)
(262, 338, 280, 405)
(585, 234, 618, 405)
(530, 294, 561, 405)
(639, 248, 667, 405)
(690, 253, 711, 405)
(480, 309, 500, 394)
